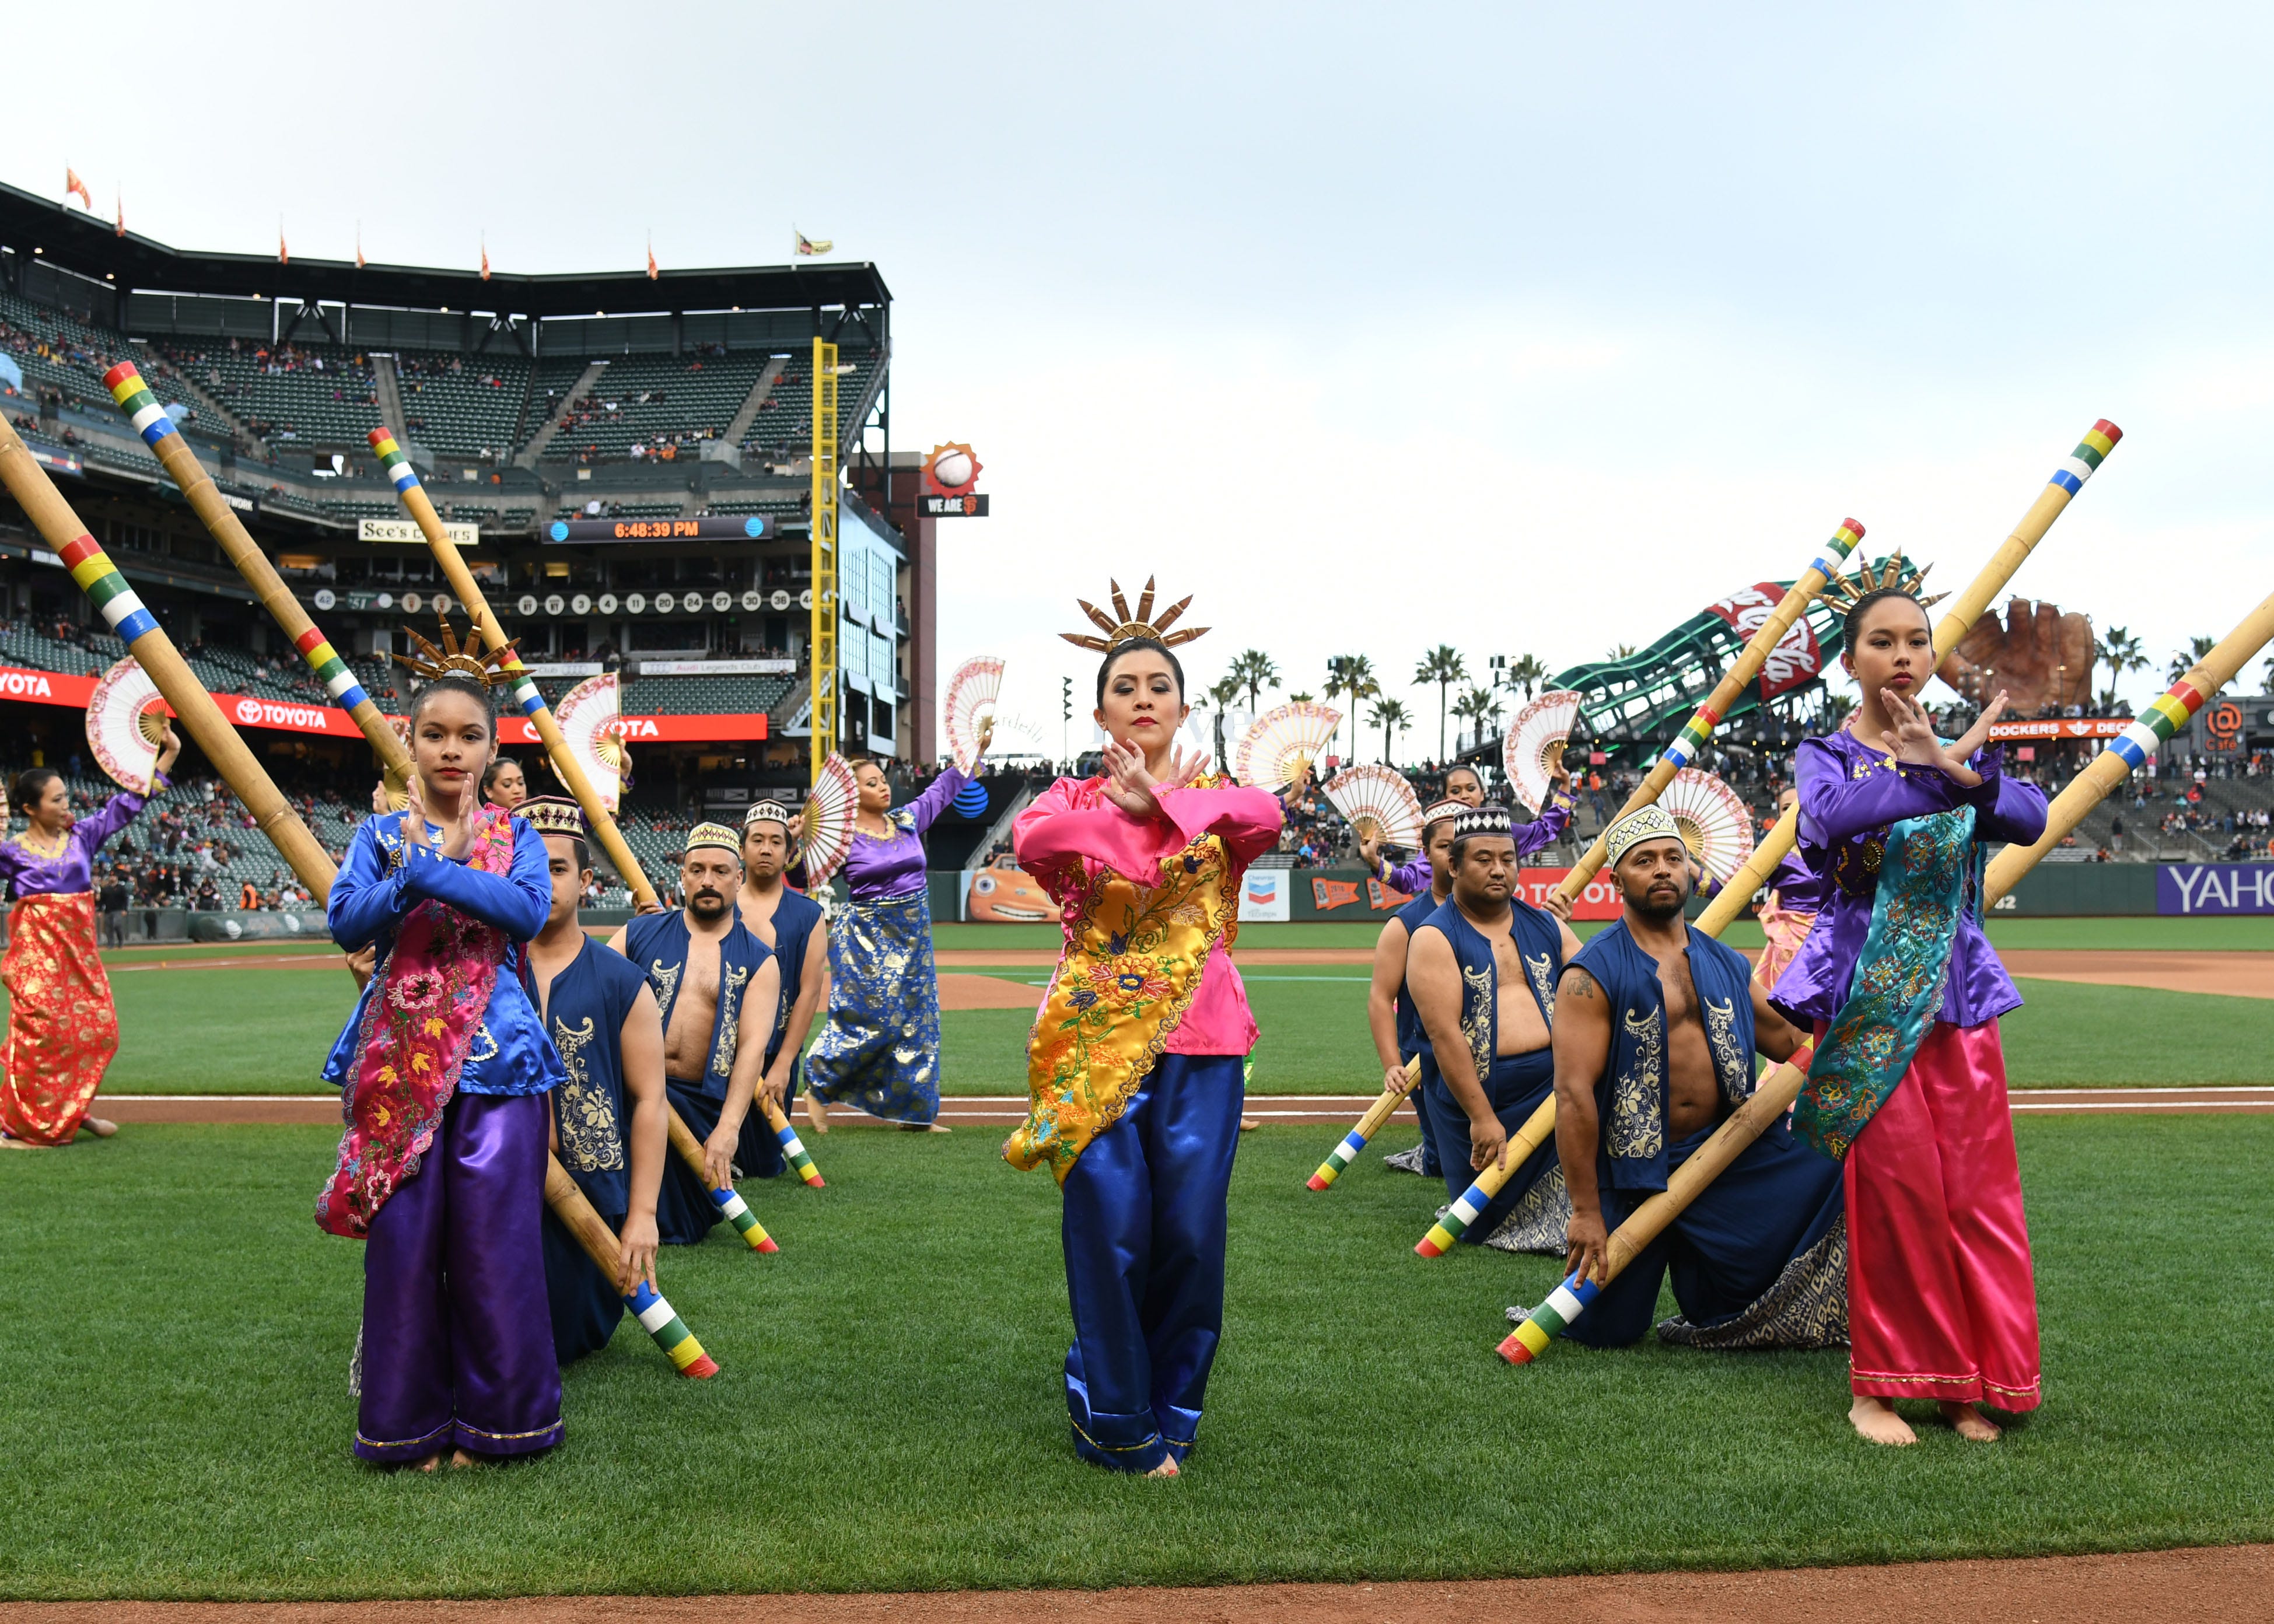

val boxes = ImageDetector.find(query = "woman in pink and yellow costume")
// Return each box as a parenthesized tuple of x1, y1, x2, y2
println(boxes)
(1007, 581, 1283, 1477)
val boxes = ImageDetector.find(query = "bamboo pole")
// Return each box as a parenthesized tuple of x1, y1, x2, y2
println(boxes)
(0, 415, 336, 899)
(364, 427, 660, 911)
(1306, 1056, 1420, 1190)
(664, 1103, 779, 1253)
(1548, 520, 1868, 906)
(1500, 425, 2143, 1362)
(101, 363, 412, 793)
(1418, 421, 2124, 1257)
(545, 1156, 719, 1377)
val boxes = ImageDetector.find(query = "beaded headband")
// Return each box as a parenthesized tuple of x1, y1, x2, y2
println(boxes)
(1059, 576, 1208, 653)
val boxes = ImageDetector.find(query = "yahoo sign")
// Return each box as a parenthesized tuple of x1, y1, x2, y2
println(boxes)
(2157, 865, 2274, 915)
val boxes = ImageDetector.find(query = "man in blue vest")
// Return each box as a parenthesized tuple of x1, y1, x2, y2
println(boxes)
(1406, 804, 1586, 1248)
(1366, 797, 1463, 1178)
(609, 824, 782, 1245)
(733, 800, 830, 1178)
(1545, 804, 1845, 1350)
(519, 796, 669, 1362)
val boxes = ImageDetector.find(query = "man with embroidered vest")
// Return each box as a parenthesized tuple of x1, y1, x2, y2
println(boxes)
(519, 796, 668, 1361)
(733, 800, 830, 1178)
(608, 824, 782, 1245)
(1546, 806, 1845, 1350)
(1366, 799, 1463, 1178)
(1405, 804, 1584, 1248)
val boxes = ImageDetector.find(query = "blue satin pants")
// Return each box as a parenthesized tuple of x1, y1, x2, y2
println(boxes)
(1059, 1052, 1244, 1474)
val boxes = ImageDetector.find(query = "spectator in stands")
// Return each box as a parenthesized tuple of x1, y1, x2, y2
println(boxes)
(98, 869, 130, 949)
(0, 722, 181, 1149)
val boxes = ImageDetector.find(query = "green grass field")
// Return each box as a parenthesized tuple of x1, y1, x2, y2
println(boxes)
(0, 1116, 2266, 1599)
(934, 916, 2274, 951)
(46, 961, 2274, 1098)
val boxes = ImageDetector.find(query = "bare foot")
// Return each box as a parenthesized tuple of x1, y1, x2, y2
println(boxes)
(0, 1135, 52, 1150)
(417, 1452, 447, 1473)
(1940, 1400, 2002, 1441)
(896, 1121, 952, 1134)
(804, 1096, 830, 1135)
(450, 1448, 477, 1468)
(1145, 1457, 1180, 1478)
(1239, 1118, 1258, 1132)
(1849, 1395, 1917, 1446)
(83, 1117, 118, 1138)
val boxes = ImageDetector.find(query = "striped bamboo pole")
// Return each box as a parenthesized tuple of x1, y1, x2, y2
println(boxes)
(1422, 421, 2125, 1259)
(101, 362, 412, 790)
(366, 427, 661, 911)
(1548, 520, 1867, 908)
(764, 1100, 826, 1187)
(0, 415, 336, 898)
(1415, 1093, 1558, 1256)
(545, 1156, 719, 1377)
(1307, 1056, 1421, 1190)
(1500, 422, 2137, 1360)
(1696, 418, 2126, 940)
(665, 1103, 778, 1252)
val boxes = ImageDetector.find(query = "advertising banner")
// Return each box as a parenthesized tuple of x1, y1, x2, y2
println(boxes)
(1986, 718, 2131, 741)
(2157, 864, 2274, 915)
(359, 519, 480, 547)
(1238, 868, 1292, 922)
(1295, 864, 1626, 921)
(1704, 583, 1821, 699)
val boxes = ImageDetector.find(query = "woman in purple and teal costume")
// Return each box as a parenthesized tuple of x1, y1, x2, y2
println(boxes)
(803, 741, 986, 1134)
(319, 668, 566, 1470)
(0, 728, 180, 1149)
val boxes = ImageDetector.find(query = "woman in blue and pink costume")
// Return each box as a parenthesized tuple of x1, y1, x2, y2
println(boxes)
(1007, 579, 1285, 1477)
(803, 735, 986, 1134)
(1769, 566, 2046, 1448)
(0, 727, 180, 1149)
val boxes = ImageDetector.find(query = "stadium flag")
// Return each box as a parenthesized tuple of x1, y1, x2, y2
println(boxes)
(795, 229, 833, 256)
(481, 235, 491, 281)
(356, 225, 367, 269)
(278, 225, 288, 265)
(647, 235, 659, 280)
(64, 167, 91, 209)
(114, 191, 125, 238)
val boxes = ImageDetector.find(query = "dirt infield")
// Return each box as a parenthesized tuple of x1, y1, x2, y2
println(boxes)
(7, 1542, 2269, 1623)
(937, 972, 1048, 1010)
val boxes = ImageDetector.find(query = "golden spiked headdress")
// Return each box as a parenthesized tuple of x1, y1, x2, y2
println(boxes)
(1059, 576, 1208, 653)
(1822, 548, 1947, 616)
(394, 614, 523, 687)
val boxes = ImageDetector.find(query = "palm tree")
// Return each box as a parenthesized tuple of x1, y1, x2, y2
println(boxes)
(1369, 696, 1411, 764)
(2099, 625, 2148, 706)
(1207, 673, 1243, 771)
(1230, 649, 1279, 712)
(1286, 690, 1314, 703)
(1414, 645, 1467, 762)
(1324, 653, 1376, 763)
(1453, 686, 1495, 755)
(1507, 652, 1550, 701)
(2167, 635, 2216, 683)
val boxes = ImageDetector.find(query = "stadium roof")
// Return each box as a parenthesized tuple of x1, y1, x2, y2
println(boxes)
(0, 180, 888, 317)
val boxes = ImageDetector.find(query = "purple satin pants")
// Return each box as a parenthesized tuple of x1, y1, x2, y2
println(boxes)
(355, 1091, 565, 1463)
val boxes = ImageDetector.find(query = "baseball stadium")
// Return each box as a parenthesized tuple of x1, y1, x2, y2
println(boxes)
(3, 23, 2273, 1624)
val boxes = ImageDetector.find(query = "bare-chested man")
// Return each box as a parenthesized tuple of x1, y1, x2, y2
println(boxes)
(728, 800, 828, 1177)
(1405, 804, 1584, 1247)
(1365, 798, 1463, 1178)
(1543, 804, 1843, 1350)
(610, 823, 781, 1244)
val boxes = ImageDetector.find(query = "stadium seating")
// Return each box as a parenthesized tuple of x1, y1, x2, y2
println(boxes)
(532, 351, 766, 461)
(171, 338, 381, 449)
(0, 292, 207, 425)
(393, 349, 533, 459)
(623, 674, 790, 715)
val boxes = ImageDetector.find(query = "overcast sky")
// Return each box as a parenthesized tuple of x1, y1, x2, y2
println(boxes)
(8, 3, 2270, 761)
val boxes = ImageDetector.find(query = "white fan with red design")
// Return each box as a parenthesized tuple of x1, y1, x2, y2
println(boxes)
(1323, 764, 1423, 850)
(1234, 701, 1341, 792)
(1503, 690, 1581, 814)
(555, 672, 627, 813)
(797, 752, 862, 884)
(944, 656, 1004, 776)
(86, 656, 169, 793)
(1660, 768, 1756, 887)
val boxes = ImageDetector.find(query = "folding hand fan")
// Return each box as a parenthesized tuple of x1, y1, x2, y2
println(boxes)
(1503, 690, 1581, 814)
(1234, 701, 1341, 791)
(1660, 768, 1757, 887)
(555, 672, 627, 814)
(86, 656, 169, 793)
(944, 656, 1005, 776)
(1323, 763, 1423, 850)
(797, 752, 861, 885)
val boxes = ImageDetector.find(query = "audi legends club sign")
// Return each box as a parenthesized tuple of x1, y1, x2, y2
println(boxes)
(0, 664, 766, 742)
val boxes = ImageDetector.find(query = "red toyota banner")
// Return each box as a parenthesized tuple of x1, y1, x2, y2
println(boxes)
(0, 664, 767, 743)
(1513, 866, 1626, 920)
